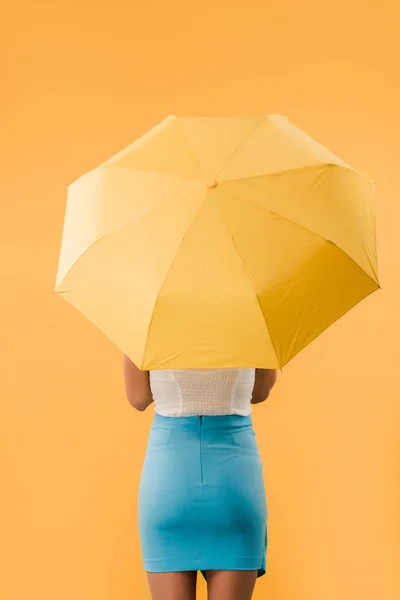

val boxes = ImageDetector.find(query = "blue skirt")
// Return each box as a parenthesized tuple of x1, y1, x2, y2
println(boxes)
(138, 413, 268, 579)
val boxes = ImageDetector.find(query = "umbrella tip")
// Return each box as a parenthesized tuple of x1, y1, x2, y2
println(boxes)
(206, 178, 218, 189)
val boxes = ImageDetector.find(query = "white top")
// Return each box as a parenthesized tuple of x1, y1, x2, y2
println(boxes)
(149, 368, 256, 417)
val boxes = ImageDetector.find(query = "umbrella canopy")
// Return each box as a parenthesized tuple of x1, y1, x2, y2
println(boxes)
(54, 115, 379, 370)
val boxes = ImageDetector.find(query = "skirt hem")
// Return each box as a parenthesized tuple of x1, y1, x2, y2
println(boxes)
(143, 556, 266, 579)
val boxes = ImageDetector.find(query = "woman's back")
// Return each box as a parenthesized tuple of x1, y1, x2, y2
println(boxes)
(149, 368, 256, 417)
(123, 354, 277, 596)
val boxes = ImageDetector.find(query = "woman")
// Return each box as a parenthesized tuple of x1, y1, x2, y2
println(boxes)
(123, 355, 277, 600)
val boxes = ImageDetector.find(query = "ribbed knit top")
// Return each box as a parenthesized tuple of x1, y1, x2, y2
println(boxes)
(149, 368, 256, 417)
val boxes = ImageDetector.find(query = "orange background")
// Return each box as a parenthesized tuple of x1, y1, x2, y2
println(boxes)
(1, 1, 399, 599)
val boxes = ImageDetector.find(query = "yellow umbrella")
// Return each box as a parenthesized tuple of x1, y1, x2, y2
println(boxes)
(54, 115, 379, 370)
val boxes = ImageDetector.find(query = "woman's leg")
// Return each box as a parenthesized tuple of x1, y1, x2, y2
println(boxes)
(206, 570, 258, 600)
(147, 571, 197, 600)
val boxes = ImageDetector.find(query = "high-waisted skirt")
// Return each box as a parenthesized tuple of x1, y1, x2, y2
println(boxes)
(138, 413, 268, 579)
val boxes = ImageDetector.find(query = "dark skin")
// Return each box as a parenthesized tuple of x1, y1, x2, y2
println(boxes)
(250, 367, 278, 404)
(123, 354, 154, 411)
(123, 354, 278, 600)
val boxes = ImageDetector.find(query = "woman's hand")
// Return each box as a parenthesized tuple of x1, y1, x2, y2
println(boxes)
(123, 354, 154, 412)
(250, 369, 278, 404)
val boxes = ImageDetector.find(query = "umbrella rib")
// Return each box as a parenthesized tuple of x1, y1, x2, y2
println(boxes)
(227, 189, 379, 287)
(214, 116, 268, 180)
(141, 197, 207, 368)
(175, 119, 208, 180)
(103, 164, 205, 182)
(54, 185, 205, 293)
(221, 162, 375, 185)
(215, 195, 281, 369)
(221, 162, 349, 183)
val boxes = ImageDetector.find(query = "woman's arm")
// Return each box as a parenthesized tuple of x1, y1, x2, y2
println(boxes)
(251, 368, 278, 404)
(123, 354, 154, 412)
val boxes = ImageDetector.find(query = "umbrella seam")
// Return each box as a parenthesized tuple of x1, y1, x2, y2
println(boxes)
(102, 164, 205, 182)
(141, 198, 207, 369)
(281, 284, 379, 368)
(218, 162, 368, 184)
(216, 193, 379, 369)
(226, 189, 380, 287)
(215, 195, 281, 369)
(214, 117, 268, 180)
(175, 118, 208, 180)
(175, 116, 267, 182)
(54, 186, 205, 293)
